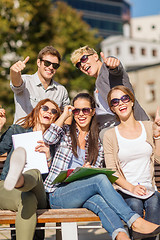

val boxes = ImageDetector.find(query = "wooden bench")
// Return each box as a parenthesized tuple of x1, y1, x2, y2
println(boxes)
(0, 153, 101, 240)
(0, 208, 101, 240)
(0, 153, 160, 240)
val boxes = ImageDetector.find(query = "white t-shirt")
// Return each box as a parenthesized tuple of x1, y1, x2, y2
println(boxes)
(115, 121, 155, 199)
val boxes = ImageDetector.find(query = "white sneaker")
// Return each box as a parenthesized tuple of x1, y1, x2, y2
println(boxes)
(4, 147, 26, 191)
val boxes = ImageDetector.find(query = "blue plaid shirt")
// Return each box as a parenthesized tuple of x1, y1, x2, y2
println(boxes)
(43, 123, 104, 193)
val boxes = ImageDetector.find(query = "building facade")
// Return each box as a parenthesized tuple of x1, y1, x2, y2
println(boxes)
(52, 0, 131, 38)
(128, 63, 160, 119)
(101, 15, 160, 118)
(101, 35, 160, 69)
(131, 15, 160, 42)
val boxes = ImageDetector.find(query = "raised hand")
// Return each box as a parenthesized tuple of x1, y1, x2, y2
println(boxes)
(63, 105, 74, 119)
(100, 52, 120, 69)
(0, 108, 6, 131)
(153, 107, 160, 138)
(10, 56, 30, 87)
(55, 105, 74, 128)
(10, 56, 30, 73)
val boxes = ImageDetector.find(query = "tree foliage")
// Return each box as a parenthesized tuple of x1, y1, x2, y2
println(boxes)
(0, 0, 101, 129)
(51, 1, 102, 94)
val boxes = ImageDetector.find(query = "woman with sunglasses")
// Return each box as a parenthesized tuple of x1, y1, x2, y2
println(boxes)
(43, 92, 160, 240)
(71, 46, 149, 141)
(103, 85, 160, 240)
(0, 99, 61, 240)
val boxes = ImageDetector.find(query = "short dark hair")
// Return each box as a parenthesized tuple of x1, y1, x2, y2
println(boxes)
(37, 46, 61, 63)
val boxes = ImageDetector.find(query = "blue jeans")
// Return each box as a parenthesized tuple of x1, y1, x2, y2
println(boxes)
(49, 174, 140, 240)
(119, 190, 160, 240)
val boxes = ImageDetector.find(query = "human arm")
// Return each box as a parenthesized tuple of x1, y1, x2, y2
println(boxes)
(0, 125, 15, 155)
(43, 105, 74, 145)
(153, 107, 160, 156)
(97, 52, 149, 121)
(0, 108, 6, 132)
(54, 105, 74, 127)
(10, 56, 29, 87)
(116, 175, 147, 196)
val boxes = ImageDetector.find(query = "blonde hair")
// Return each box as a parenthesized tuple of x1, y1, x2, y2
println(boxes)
(70, 46, 97, 65)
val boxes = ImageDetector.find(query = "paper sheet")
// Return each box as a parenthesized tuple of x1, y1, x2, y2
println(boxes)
(12, 131, 48, 174)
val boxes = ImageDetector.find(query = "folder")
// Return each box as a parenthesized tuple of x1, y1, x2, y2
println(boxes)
(52, 167, 118, 184)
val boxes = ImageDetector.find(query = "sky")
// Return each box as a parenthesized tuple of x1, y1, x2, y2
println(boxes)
(130, 0, 160, 18)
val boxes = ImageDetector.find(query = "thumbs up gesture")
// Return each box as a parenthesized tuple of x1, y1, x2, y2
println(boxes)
(100, 52, 120, 69)
(10, 56, 30, 87)
(10, 56, 30, 73)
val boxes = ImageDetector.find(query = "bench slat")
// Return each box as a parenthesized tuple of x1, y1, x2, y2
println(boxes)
(0, 209, 100, 225)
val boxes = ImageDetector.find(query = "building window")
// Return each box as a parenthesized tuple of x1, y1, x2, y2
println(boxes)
(116, 47, 120, 55)
(152, 25, 156, 29)
(137, 26, 141, 31)
(130, 46, 135, 54)
(152, 49, 157, 57)
(141, 48, 146, 56)
(145, 82, 155, 102)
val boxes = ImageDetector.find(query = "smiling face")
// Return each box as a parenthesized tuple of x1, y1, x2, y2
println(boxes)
(110, 89, 134, 121)
(39, 101, 58, 126)
(73, 98, 95, 131)
(37, 54, 59, 81)
(76, 52, 102, 78)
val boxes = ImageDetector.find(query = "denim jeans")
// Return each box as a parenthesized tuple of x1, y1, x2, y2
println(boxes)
(49, 174, 140, 240)
(119, 190, 160, 240)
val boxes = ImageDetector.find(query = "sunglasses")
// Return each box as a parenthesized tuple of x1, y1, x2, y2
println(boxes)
(110, 95, 130, 107)
(76, 54, 93, 69)
(41, 105, 58, 114)
(40, 59, 60, 69)
(72, 108, 92, 115)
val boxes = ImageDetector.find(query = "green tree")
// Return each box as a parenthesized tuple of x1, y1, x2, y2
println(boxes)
(51, 1, 102, 95)
(0, 0, 55, 128)
(0, 0, 101, 129)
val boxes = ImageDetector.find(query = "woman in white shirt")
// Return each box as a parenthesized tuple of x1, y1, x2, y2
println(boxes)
(103, 85, 160, 240)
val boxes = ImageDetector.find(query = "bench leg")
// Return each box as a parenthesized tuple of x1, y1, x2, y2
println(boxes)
(56, 223, 62, 240)
(61, 222, 78, 240)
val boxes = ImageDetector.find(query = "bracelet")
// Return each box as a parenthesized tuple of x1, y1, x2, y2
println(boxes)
(153, 135, 160, 140)
(47, 156, 52, 162)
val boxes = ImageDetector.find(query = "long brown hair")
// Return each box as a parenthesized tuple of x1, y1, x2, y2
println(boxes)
(70, 93, 99, 165)
(16, 99, 61, 129)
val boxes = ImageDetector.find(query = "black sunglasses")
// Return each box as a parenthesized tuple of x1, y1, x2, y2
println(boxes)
(76, 54, 93, 69)
(72, 108, 92, 115)
(110, 95, 130, 107)
(40, 59, 60, 69)
(41, 105, 58, 114)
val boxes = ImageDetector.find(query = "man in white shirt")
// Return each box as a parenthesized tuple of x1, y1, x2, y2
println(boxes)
(10, 46, 70, 122)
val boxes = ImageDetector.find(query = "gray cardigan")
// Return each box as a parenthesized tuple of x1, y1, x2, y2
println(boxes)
(95, 63, 149, 127)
